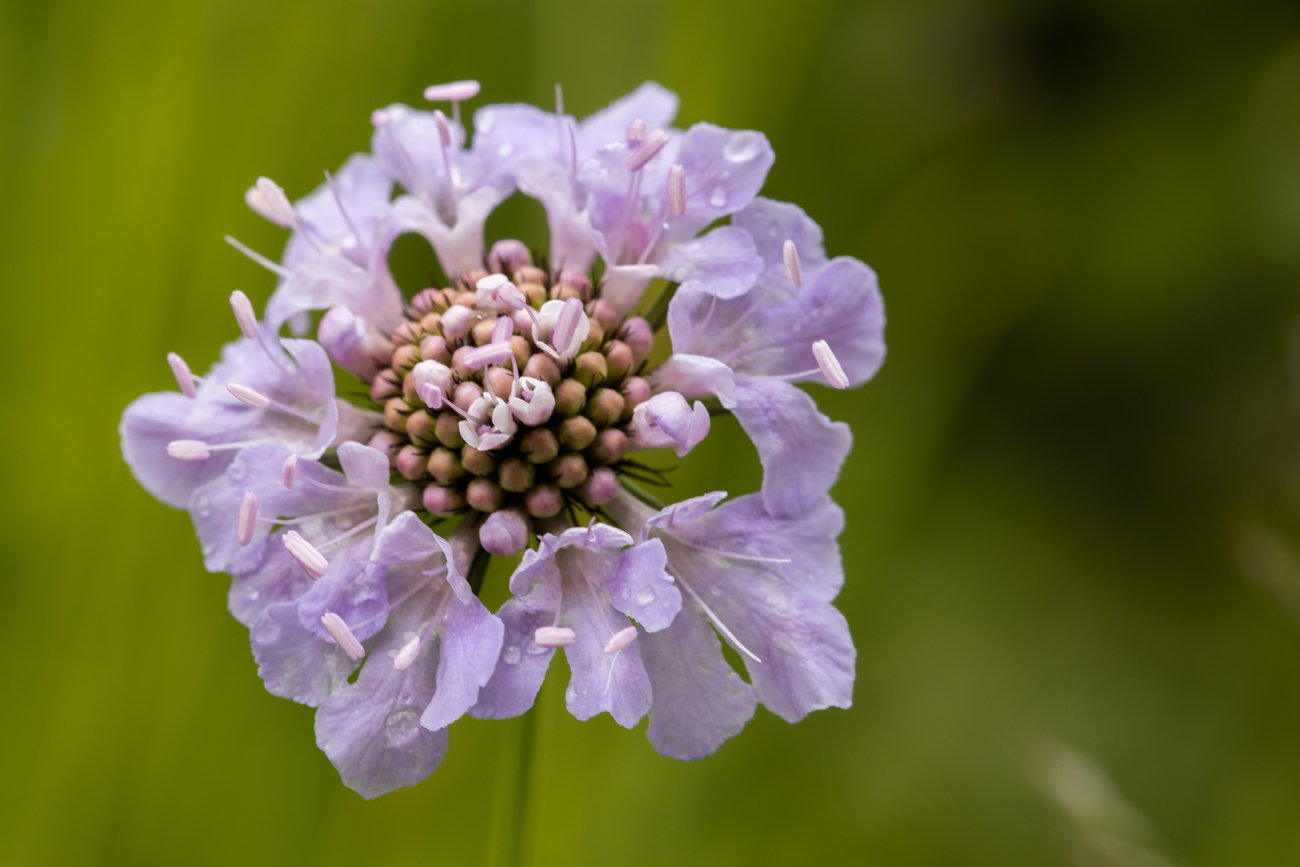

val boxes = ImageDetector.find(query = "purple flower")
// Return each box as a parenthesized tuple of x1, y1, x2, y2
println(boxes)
(608, 490, 853, 760)
(652, 196, 886, 516)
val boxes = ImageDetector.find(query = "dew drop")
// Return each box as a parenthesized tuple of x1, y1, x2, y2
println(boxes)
(244, 587, 259, 601)
(709, 186, 727, 208)
(383, 708, 421, 747)
(503, 644, 521, 665)
(498, 143, 513, 158)
(636, 588, 655, 606)
(723, 132, 762, 162)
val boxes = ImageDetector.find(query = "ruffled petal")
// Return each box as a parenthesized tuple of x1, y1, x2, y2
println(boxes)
(648, 354, 736, 409)
(471, 555, 562, 719)
(603, 538, 680, 632)
(732, 378, 851, 518)
(576, 82, 679, 156)
(656, 225, 763, 300)
(513, 157, 597, 274)
(670, 123, 775, 239)
(250, 601, 358, 706)
(731, 196, 828, 277)
(420, 590, 505, 731)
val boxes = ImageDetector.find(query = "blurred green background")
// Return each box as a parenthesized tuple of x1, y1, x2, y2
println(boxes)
(7, 0, 1300, 863)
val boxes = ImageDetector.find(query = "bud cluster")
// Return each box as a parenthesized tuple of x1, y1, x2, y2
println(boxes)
(364, 247, 654, 544)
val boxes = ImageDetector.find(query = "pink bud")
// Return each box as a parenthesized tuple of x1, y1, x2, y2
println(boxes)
(783, 239, 803, 288)
(534, 626, 576, 648)
(317, 305, 394, 380)
(227, 383, 270, 407)
(603, 625, 638, 654)
(479, 509, 530, 556)
(229, 290, 259, 340)
(626, 129, 669, 171)
(167, 352, 197, 398)
(619, 317, 654, 365)
(488, 239, 532, 274)
(667, 164, 686, 217)
(321, 612, 365, 660)
(237, 491, 258, 546)
(578, 467, 619, 506)
(559, 270, 592, 295)
(368, 430, 404, 468)
(440, 305, 475, 340)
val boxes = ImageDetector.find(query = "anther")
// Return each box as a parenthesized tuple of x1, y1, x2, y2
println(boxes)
(551, 297, 588, 358)
(167, 352, 197, 398)
(237, 491, 258, 546)
(282, 454, 297, 488)
(783, 239, 803, 288)
(434, 109, 452, 149)
(463, 342, 514, 370)
(667, 164, 686, 217)
(227, 383, 270, 407)
(321, 612, 365, 661)
(812, 340, 849, 389)
(626, 118, 646, 143)
(626, 129, 669, 171)
(492, 315, 514, 345)
(371, 108, 391, 126)
(167, 440, 211, 460)
(229, 290, 259, 340)
(535, 626, 576, 648)
(423, 80, 481, 102)
(419, 382, 444, 409)
(244, 177, 296, 228)
(284, 530, 329, 580)
(603, 626, 638, 654)
(393, 634, 422, 671)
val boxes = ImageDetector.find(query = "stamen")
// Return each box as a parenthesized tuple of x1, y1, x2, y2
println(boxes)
(282, 454, 297, 489)
(371, 109, 392, 126)
(255, 503, 369, 525)
(603, 625, 638, 654)
(423, 80, 481, 102)
(673, 535, 792, 563)
(667, 164, 686, 217)
(811, 340, 849, 389)
(167, 352, 197, 398)
(321, 612, 365, 661)
(284, 530, 329, 580)
(317, 515, 379, 550)
(324, 171, 364, 252)
(434, 110, 452, 148)
(229, 291, 259, 340)
(535, 626, 576, 648)
(244, 176, 296, 228)
(237, 491, 258, 546)
(626, 129, 670, 171)
(463, 342, 514, 369)
(419, 382, 444, 409)
(393, 635, 422, 671)
(626, 118, 646, 143)
(223, 235, 290, 277)
(492, 315, 514, 345)
(227, 383, 270, 407)
(783, 239, 803, 288)
(552, 297, 587, 357)
(670, 568, 762, 663)
(167, 440, 211, 460)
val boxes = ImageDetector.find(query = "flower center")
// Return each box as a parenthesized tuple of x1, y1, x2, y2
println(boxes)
(367, 263, 653, 533)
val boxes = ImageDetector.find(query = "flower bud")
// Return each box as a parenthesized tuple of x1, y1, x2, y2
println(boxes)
(371, 369, 402, 402)
(519, 282, 548, 308)
(514, 266, 547, 286)
(466, 477, 505, 512)
(559, 416, 597, 451)
(510, 335, 531, 370)
(435, 412, 465, 448)
(384, 397, 411, 433)
(440, 305, 475, 341)
(411, 288, 441, 316)
(317, 306, 395, 380)
(620, 317, 653, 365)
(392, 321, 424, 345)
(486, 367, 514, 399)
(423, 485, 466, 517)
(427, 447, 466, 483)
(524, 353, 561, 387)
(419, 333, 450, 364)
(585, 388, 625, 427)
(454, 382, 483, 410)
(585, 427, 628, 465)
(603, 340, 633, 381)
(573, 352, 608, 388)
(525, 483, 563, 518)
(560, 270, 592, 297)
(521, 429, 559, 464)
(460, 271, 488, 292)
(554, 378, 587, 417)
(586, 299, 620, 332)
(451, 345, 475, 380)
(499, 457, 536, 492)
(578, 466, 620, 506)
(368, 430, 403, 468)
(472, 316, 499, 346)
(580, 318, 605, 353)
(396, 444, 430, 480)
(548, 453, 588, 488)
(405, 409, 437, 446)
(391, 344, 420, 376)
(488, 239, 532, 275)
(620, 377, 650, 422)
(462, 445, 499, 477)
(479, 507, 530, 556)
(554, 283, 583, 302)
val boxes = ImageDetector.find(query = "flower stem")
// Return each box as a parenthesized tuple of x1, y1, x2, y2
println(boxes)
(485, 704, 537, 867)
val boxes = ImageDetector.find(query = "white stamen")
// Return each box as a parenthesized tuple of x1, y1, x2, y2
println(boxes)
(167, 352, 196, 398)
(434, 109, 452, 149)
(284, 530, 329, 580)
(463, 342, 514, 370)
(393, 634, 422, 670)
(245, 177, 295, 228)
(371, 108, 392, 126)
(783, 239, 803, 288)
(603, 625, 638, 654)
(812, 340, 849, 389)
(229, 290, 259, 340)
(227, 382, 270, 407)
(535, 626, 576, 648)
(321, 612, 365, 661)
(281, 454, 297, 489)
(423, 80, 481, 102)
(420, 382, 444, 409)
(237, 491, 258, 546)
(551, 297, 588, 358)
(626, 129, 669, 171)
(167, 440, 211, 460)
(626, 118, 646, 143)
(223, 235, 290, 278)
(667, 165, 686, 217)
(491, 315, 514, 345)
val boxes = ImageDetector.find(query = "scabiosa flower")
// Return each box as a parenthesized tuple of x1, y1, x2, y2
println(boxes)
(120, 77, 884, 797)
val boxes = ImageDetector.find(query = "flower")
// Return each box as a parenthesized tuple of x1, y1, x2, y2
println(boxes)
(120, 77, 884, 797)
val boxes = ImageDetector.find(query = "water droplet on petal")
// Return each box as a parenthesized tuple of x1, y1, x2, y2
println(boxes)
(723, 132, 763, 162)
(383, 708, 422, 747)
(709, 186, 727, 208)
(503, 645, 521, 665)
(636, 588, 655, 606)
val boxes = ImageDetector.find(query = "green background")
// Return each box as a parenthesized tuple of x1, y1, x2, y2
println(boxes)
(6, 0, 1300, 863)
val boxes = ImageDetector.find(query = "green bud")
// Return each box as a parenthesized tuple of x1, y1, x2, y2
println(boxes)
(384, 397, 411, 433)
(435, 412, 465, 448)
(584, 388, 625, 427)
(585, 428, 628, 465)
(427, 448, 466, 484)
(406, 409, 437, 446)
(466, 477, 505, 512)
(461, 445, 499, 477)
(559, 416, 597, 451)
(573, 352, 607, 388)
(554, 378, 587, 417)
(548, 453, 589, 489)
(499, 457, 536, 493)
(521, 429, 559, 464)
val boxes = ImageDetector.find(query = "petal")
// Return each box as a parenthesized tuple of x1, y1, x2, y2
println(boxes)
(648, 354, 736, 409)
(513, 157, 598, 274)
(731, 196, 828, 278)
(733, 378, 851, 518)
(250, 601, 359, 706)
(228, 545, 313, 628)
(296, 538, 388, 643)
(470, 561, 562, 720)
(264, 255, 406, 340)
(285, 154, 395, 268)
(599, 263, 658, 318)
(603, 538, 681, 632)
(576, 82, 679, 157)
(337, 441, 391, 492)
(420, 590, 505, 731)
(642, 601, 757, 760)
(656, 225, 763, 300)
(670, 123, 775, 239)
